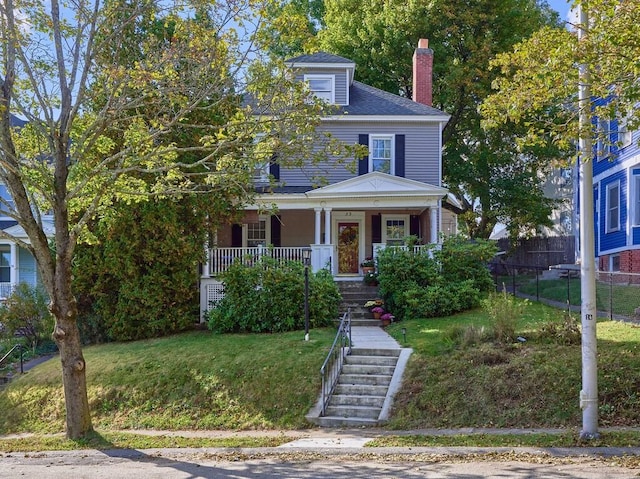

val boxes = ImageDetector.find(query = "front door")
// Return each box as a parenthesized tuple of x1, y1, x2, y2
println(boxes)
(337, 222, 359, 274)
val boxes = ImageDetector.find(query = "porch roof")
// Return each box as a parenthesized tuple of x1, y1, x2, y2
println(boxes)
(252, 172, 448, 210)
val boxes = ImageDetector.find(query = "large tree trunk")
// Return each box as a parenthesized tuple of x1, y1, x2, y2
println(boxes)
(52, 301, 92, 439)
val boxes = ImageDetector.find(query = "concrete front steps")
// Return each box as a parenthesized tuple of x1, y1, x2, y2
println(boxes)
(336, 280, 381, 327)
(309, 347, 404, 427)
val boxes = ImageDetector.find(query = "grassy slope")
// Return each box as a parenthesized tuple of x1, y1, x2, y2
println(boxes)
(384, 303, 640, 429)
(0, 329, 335, 434)
(1, 302, 639, 435)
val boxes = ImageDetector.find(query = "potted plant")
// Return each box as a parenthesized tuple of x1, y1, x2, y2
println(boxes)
(371, 306, 385, 319)
(363, 299, 384, 308)
(363, 271, 378, 286)
(360, 257, 375, 275)
(380, 312, 395, 327)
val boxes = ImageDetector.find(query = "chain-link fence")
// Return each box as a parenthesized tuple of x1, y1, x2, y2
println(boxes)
(491, 263, 640, 322)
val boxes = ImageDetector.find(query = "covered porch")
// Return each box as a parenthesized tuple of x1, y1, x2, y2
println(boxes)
(200, 172, 449, 316)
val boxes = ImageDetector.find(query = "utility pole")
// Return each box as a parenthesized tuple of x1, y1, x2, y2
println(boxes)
(577, 3, 599, 440)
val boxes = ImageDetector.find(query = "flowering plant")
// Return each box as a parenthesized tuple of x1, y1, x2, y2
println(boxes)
(363, 299, 384, 308)
(380, 313, 395, 322)
(371, 306, 385, 314)
(360, 257, 375, 267)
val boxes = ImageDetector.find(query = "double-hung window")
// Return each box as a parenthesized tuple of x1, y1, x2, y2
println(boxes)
(370, 135, 393, 174)
(382, 215, 409, 245)
(634, 175, 640, 226)
(606, 181, 620, 232)
(0, 245, 10, 283)
(246, 219, 268, 247)
(304, 75, 334, 103)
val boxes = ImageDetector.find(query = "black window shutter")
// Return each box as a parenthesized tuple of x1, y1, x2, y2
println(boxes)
(358, 134, 369, 175)
(231, 224, 242, 247)
(395, 134, 405, 177)
(270, 215, 281, 247)
(372, 214, 382, 244)
(269, 156, 280, 180)
(410, 215, 420, 237)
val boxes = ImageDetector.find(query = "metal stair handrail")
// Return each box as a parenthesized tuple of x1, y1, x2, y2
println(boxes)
(319, 308, 352, 416)
(0, 344, 25, 375)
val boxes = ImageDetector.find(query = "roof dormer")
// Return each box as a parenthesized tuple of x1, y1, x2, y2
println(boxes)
(285, 52, 356, 106)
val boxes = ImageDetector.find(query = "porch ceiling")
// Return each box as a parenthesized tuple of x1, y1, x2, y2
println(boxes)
(252, 172, 448, 210)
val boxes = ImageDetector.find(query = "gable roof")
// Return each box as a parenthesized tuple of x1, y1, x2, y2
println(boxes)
(306, 171, 448, 198)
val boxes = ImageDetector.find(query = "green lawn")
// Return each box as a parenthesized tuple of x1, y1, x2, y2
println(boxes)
(0, 329, 336, 434)
(383, 303, 640, 429)
(518, 277, 640, 318)
(1, 300, 640, 443)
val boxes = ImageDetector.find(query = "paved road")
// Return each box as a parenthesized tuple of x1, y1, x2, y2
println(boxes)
(1, 447, 638, 478)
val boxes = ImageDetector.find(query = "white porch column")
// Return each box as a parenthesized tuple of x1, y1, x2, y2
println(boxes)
(430, 207, 438, 244)
(203, 242, 210, 278)
(324, 208, 332, 245)
(314, 207, 322, 245)
(9, 243, 17, 285)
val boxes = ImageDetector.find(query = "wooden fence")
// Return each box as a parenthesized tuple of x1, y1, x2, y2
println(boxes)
(493, 236, 576, 270)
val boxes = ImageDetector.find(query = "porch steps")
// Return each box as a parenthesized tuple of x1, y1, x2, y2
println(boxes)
(336, 281, 382, 327)
(311, 348, 401, 427)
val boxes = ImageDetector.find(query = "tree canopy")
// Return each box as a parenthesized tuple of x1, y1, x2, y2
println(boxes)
(0, 0, 355, 438)
(481, 0, 640, 148)
(314, 0, 567, 239)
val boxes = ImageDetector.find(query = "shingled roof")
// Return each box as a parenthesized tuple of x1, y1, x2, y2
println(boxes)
(285, 52, 354, 64)
(342, 81, 445, 117)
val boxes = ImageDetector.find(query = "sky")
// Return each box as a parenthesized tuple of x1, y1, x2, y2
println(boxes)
(547, 0, 573, 23)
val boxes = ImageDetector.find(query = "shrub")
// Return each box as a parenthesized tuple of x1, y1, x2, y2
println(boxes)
(376, 235, 494, 320)
(400, 280, 481, 320)
(538, 313, 581, 345)
(482, 288, 527, 343)
(0, 283, 54, 352)
(208, 256, 340, 334)
(74, 198, 206, 342)
(437, 235, 497, 292)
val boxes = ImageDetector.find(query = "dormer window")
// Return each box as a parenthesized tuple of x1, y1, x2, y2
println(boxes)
(304, 74, 335, 103)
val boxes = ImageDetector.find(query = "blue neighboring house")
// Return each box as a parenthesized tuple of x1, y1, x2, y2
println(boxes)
(592, 106, 639, 272)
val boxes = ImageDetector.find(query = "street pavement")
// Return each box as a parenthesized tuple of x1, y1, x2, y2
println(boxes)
(1, 427, 640, 478)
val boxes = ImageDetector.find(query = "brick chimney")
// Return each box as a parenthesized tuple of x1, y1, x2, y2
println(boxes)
(412, 38, 433, 107)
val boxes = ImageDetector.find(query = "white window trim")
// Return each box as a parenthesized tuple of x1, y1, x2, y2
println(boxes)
(304, 74, 335, 104)
(606, 181, 620, 233)
(242, 216, 271, 247)
(369, 134, 395, 175)
(381, 214, 410, 244)
(610, 254, 620, 272)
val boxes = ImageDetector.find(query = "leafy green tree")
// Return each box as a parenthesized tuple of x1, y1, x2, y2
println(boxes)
(0, 0, 356, 438)
(317, 0, 567, 238)
(481, 0, 640, 147)
(0, 283, 53, 353)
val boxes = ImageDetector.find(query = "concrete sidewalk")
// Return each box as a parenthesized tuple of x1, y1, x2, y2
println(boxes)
(349, 325, 401, 349)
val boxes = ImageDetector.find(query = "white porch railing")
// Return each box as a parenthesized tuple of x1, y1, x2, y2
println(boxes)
(204, 246, 310, 277)
(0, 282, 14, 299)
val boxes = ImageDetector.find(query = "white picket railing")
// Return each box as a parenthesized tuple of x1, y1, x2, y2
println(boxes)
(0, 282, 14, 299)
(204, 246, 309, 277)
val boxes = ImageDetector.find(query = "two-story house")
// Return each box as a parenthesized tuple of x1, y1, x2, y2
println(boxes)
(200, 39, 452, 314)
(592, 109, 639, 273)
